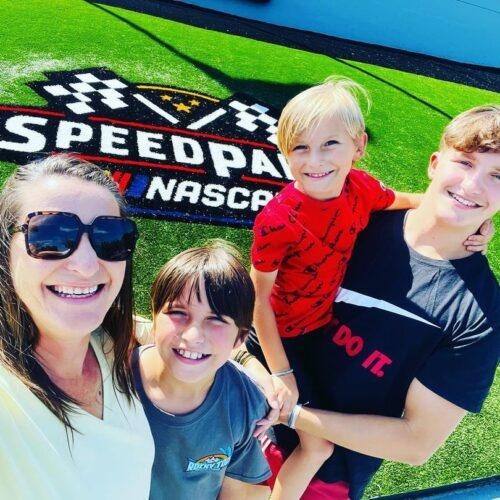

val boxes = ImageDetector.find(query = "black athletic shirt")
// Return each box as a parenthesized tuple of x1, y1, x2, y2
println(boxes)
(309, 210, 500, 499)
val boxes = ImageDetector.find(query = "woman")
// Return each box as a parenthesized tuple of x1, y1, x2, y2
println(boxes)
(0, 155, 154, 499)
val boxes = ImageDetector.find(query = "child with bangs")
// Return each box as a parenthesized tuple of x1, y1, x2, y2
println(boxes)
(246, 76, 489, 499)
(132, 240, 271, 499)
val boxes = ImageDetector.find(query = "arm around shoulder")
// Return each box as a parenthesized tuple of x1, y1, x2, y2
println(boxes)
(386, 191, 423, 210)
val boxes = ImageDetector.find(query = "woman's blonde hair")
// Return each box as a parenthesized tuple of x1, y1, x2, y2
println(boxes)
(277, 75, 370, 156)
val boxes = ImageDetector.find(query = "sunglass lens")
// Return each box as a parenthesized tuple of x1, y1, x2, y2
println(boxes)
(27, 213, 79, 259)
(91, 217, 137, 261)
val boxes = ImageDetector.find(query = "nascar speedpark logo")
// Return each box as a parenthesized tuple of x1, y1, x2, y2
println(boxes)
(0, 68, 292, 227)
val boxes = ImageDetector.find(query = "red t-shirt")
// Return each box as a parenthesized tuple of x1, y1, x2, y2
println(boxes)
(251, 168, 395, 338)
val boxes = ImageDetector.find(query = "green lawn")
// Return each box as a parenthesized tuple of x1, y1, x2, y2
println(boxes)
(0, 1, 498, 496)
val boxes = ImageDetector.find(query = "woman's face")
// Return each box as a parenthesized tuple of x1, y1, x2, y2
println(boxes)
(9, 176, 126, 343)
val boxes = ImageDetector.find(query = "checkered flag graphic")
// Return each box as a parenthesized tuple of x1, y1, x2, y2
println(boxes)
(228, 100, 278, 145)
(37, 70, 130, 115)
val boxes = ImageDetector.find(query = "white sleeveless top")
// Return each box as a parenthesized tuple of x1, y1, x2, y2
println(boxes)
(0, 329, 154, 500)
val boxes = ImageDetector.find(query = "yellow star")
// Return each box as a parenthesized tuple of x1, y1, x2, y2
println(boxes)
(189, 99, 200, 106)
(174, 102, 191, 113)
(161, 94, 172, 101)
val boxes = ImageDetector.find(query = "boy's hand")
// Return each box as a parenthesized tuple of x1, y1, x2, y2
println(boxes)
(464, 219, 494, 254)
(273, 373, 299, 416)
(253, 376, 280, 439)
(254, 401, 280, 439)
(278, 405, 292, 425)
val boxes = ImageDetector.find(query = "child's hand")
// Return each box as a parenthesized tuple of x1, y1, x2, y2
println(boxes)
(253, 376, 280, 439)
(278, 406, 290, 425)
(464, 219, 494, 255)
(254, 398, 280, 439)
(273, 373, 299, 416)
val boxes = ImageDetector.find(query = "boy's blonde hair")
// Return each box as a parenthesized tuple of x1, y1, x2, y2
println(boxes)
(277, 75, 370, 156)
(440, 104, 500, 153)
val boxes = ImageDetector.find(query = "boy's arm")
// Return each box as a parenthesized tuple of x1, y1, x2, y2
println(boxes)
(252, 267, 289, 372)
(252, 266, 299, 414)
(286, 378, 465, 465)
(219, 477, 270, 500)
(385, 191, 423, 210)
(385, 192, 493, 252)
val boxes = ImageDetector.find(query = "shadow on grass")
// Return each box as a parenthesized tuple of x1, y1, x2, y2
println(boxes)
(86, 1, 452, 122)
(87, 1, 307, 109)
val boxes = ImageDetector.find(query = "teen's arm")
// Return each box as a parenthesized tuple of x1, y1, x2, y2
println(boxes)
(385, 191, 423, 210)
(287, 378, 465, 465)
(219, 477, 270, 499)
(252, 267, 299, 414)
(385, 192, 492, 252)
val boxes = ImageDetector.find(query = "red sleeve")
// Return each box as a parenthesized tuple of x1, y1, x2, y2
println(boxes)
(352, 169, 395, 212)
(251, 209, 293, 272)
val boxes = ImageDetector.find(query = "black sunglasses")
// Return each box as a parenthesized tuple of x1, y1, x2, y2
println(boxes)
(11, 211, 138, 261)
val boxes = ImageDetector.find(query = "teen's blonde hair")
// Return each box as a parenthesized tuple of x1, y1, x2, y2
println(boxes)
(277, 75, 370, 156)
(440, 104, 500, 153)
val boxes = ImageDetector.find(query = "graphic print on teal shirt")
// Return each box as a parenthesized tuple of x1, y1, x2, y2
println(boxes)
(186, 447, 233, 472)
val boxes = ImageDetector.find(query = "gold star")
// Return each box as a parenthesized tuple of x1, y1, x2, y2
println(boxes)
(189, 99, 200, 106)
(161, 94, 172, 101)
(174, 102, 191, 113)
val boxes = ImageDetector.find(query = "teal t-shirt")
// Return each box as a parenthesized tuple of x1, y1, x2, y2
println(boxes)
(132, 347, 271, 499)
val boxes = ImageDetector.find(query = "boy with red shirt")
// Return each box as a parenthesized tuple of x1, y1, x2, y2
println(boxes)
(248, 76, 443, 499)
(252, 169, 396, 339)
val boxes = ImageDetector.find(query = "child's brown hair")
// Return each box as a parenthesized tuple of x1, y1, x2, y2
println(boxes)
(151, 240, 255, 343)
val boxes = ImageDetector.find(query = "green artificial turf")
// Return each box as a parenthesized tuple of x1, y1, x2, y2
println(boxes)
(0, 1, 498, 496)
